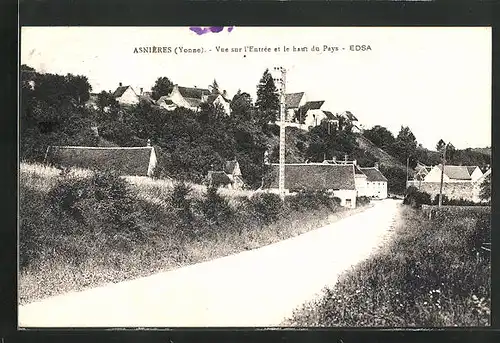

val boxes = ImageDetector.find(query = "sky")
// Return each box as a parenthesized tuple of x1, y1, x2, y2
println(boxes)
(21, 26, 491, 150)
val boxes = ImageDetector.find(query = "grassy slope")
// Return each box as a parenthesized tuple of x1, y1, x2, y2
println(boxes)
(284, 205, 490, 326)
(19, 163, 370, 305)
(355, 134, 405, 168)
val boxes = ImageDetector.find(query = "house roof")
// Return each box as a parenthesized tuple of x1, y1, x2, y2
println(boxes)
(45, 146, 155, 176)
(224, 161, 239, 174)
(360, 167, 388, 182)
(285, 92, 305, 109)
(343, 111, 358, 121)
(266, 163, 356, 191)
(184, 97, 203, 108)
(157, 96, 174, 104)
(354, 165, 366, 175)
(438, 165, 474, 180)
(466, 166, 477, 175)
(322, 111, 336, 120)
(178, 86, 211, 99)
(303, 101, 325, 111)
(113, 85, 133, 98)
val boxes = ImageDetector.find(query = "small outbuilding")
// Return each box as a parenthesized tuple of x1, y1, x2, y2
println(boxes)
(44, 145, 158, 177)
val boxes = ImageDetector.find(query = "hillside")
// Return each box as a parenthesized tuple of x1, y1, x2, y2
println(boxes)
(355, 134, 405, 169)
(471, 147, 491, 157)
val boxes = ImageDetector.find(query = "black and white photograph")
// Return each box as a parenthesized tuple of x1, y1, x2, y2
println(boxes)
(18, 26, 491, 327)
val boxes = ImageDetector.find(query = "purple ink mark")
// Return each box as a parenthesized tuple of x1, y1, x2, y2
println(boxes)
(190, 26, 234, 35)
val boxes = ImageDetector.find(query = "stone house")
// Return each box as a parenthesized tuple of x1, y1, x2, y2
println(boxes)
(407, 164, 485, 202)
(423, 165, 483, 183)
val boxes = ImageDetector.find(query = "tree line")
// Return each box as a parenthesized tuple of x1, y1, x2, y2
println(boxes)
(20, 64, 489, 191)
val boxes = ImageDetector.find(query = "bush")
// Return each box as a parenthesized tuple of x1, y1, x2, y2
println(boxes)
(198, 186, 234, 227)
(170, 181, 194, 233)
(431, 194, 481, 206)
(248, 192, 284, 223)
(48, 169, 141, 239)
(404, 186, 431, 209)
(356, 196, 371, 206)
(285, 191, 341, 212)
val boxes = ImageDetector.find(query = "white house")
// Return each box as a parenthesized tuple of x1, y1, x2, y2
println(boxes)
(224, 160, 245, 189)
(472, 168, 491, 203)
(359, 164, 388, 199)
(424, 165, 483, 183)
(265, 163, 358, 208)
(157, 84, 231, 115)
(302, 101, 327, 128)
(354, 164, 369, 197)
(112, 83, 139, 105)
(285, 92, 308, 122)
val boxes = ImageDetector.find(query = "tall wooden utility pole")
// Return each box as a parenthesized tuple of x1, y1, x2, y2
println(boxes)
(274, 66, 287, 200)
(438, 143, 448, 207)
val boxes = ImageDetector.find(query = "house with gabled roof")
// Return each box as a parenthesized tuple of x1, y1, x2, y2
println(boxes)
(285, 92, 307, 121)
(224, 160, 245, 189)
(359, 164, 388, 199)
(424, 165, 483, 183)
(338, 111, 363, 133)
(473, 167, 491, 203)
(112, 83, 139, 105)
(44, 145, 158, 177)
(157, 84, 231, 115)
(408, 164, 486, 202)
(264, 163, 358, 208)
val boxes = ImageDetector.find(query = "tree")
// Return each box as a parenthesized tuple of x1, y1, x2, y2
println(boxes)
(479, 173, 491, 201)
(436, 139, 446, 153)
(389, 126, 418, 168)
(96, 91, 119, 113)
(255, 69, 280, 126)
(209, 79, 220, 94)
(151, 77, 174, 101)
(230, 90, 254, 122)
(363, 125, 396, 150)
(65, 74, 92, 105)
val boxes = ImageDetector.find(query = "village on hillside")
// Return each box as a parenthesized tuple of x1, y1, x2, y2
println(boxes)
(19, 26, 491, 328)
(33, 72, 489, 210)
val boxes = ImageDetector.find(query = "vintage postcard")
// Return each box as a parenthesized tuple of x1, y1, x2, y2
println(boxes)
(18, 26, 491, 328)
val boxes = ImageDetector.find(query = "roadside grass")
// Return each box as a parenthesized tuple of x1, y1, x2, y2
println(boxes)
(283, 205, 490, 327)
(19, 163, 371, 305)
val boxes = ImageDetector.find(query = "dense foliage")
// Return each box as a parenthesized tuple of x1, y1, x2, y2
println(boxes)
(286, 206, 490, 326)
(21, 65, 489, 192)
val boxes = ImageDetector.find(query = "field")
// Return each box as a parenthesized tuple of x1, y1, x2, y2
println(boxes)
(19, 163, 370, 305)
(284, 205, 490, 326)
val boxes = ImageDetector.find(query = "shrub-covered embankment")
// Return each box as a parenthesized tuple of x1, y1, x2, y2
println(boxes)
(284, 205, 490, 326)
(19, 163, 370, 304)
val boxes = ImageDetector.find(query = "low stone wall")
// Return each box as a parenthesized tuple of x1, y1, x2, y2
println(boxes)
(407, 181, 476, 201)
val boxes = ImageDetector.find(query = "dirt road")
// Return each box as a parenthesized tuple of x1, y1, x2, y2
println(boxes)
(18, 199, 401, 327)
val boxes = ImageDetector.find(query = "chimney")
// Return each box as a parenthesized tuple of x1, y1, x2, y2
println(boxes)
(374, 162, 379, 170)
(353, 159, 357, 166)
(332, 156, 337, 162)
(146, 139, 151, 147)
(119, 82, 122, 87)
(140, 87, 143, 94)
